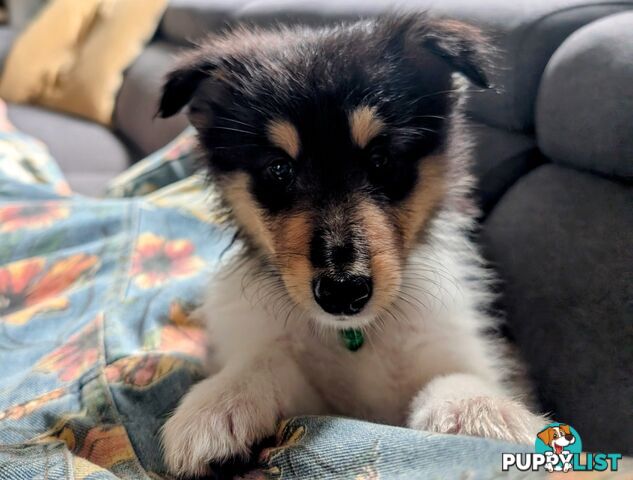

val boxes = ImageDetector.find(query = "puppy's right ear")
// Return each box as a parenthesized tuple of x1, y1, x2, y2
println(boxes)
(158, 52, 237, 130)
(156, 43, 240, 130)
(157, 53, 216, 119)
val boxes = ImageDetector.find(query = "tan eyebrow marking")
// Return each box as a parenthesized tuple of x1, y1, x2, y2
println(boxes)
(349, 105, 384, 148)
(267, 119, 300, 159)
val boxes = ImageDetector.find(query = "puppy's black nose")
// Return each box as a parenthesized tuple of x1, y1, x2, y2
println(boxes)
(313, 275, 372, 316)
(565, 434, 574, 441)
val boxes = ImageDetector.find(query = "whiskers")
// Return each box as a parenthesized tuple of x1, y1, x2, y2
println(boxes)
(208, 125, 260, 136)
(390, 253, 464, 323)
(229, 244, 466, 347)
(237, 252, 310, 329)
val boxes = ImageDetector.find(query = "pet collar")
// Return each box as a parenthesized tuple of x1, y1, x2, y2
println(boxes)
(341, 328, 364, 351)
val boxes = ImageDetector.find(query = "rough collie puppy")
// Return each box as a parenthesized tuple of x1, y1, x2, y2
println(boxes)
(157, 14, 544, 477)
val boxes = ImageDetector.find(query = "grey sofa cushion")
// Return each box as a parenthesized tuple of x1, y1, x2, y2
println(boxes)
(536, 11, 633, 179)
(115, 42, 190, 156)
(7, 104, 133, 195)
(158, 0, 633, 132)
(160, 0, 255, 43)
(468, 121, 540, 217)
(482, 163, 633, 455)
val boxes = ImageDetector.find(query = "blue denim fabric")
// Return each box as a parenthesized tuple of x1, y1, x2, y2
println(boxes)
(255, 416, 543, 480)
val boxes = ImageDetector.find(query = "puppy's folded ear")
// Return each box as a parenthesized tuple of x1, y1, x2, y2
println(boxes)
(423, 18, 490, 89)
(385, 14, 491, 89)
(157, 53, 215, 119)
(158, 50, 234, 130)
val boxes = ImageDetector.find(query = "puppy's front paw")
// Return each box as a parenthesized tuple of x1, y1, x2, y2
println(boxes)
(161, 376, 279, 477)
(408, 395, 543, 445)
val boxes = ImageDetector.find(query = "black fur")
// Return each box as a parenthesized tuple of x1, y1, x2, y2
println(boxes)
(310, 228, 357, 270)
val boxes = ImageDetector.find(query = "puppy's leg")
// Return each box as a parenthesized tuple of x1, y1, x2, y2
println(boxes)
(407, 373, 545, 444)
(162, 349, 321, 477)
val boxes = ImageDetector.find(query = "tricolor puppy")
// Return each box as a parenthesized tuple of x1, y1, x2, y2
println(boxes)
(158, 14, 545, 476)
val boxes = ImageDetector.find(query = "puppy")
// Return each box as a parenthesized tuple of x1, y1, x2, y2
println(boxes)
(157, 14, 545, 477)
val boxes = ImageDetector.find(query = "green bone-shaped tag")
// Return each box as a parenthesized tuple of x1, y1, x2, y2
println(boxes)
(341, 328, 364, 352)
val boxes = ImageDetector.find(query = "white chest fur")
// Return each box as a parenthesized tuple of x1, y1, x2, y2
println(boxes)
(203, 239, 502, 426)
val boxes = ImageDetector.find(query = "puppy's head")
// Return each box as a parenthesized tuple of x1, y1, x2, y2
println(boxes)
(159, 15, 489, 329)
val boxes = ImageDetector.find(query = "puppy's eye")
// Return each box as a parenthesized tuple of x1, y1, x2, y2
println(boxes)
(369, 153, 389, 171)
(267, 159, 295, 185)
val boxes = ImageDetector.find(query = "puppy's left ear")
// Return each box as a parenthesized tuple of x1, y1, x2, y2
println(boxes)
(388, 14, 491, 89)
(422, 18, 491, 89)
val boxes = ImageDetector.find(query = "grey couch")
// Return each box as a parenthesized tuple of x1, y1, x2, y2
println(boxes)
(2, 0, 632, 454)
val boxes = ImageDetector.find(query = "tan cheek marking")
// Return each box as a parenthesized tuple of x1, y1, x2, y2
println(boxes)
(272, 212, 311, 257)
(272, 212, 314, 307)
(267, 120, 300, 159)
(394, 155, 447, 250)
(357, 201, 401, 309)
(220, 172, 276, 254)
(349, 105, 384, 148)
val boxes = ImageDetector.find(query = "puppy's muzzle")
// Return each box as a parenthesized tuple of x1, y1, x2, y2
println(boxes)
(312, 274, 372, 316)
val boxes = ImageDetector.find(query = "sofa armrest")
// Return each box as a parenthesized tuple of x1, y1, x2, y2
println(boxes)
(536, 11, 633, 179)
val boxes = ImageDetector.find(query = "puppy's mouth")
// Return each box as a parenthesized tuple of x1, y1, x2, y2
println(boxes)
(554, 444, 563, 454)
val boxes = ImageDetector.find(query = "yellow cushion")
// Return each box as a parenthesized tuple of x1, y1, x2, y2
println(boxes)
(0, 0, 167, 125)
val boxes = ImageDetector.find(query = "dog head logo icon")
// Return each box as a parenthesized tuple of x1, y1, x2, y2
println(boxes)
(537, 424, 577, 455)
(535, 423, 582, 472)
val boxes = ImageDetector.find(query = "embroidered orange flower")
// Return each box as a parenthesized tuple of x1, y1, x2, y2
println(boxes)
(105, 354, 193, 388)
(145, 301, 205, 359)
(130, 233, 205, 288)
(36, 316, 101, 381)
(0, 387, 66, 421)
(0, 254, 99, 325)
(0, 202, 70, 232)
(76, 425, 137, 469)
(258, 420, 307, 468)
